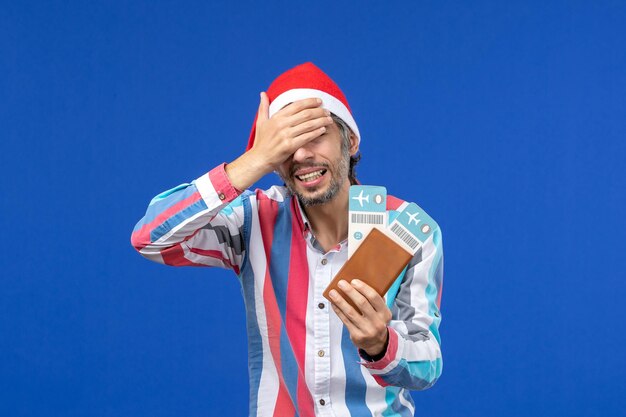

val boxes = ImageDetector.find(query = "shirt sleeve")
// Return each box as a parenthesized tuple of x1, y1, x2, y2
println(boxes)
(130, 163, 247, 274)
(359, 227, 444, 390)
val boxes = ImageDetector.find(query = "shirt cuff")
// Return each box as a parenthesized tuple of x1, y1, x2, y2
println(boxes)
(195, 163, 242, 205)
(359, 326, 399, 370)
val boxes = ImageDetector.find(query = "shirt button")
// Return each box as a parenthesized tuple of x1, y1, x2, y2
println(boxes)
(321, 259, 328, 265)
(218, 192, 226, 200)
(319, 399, 326, 406)
(318, 350, 325, 357)
(318, 302, 325, 309)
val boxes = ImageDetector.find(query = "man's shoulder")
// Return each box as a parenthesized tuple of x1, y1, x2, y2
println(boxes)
(386, 193, 440, 227)
(386, 194, 408, 212)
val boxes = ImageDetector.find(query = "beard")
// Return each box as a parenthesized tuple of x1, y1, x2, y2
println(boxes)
(280, 146, 350, 207)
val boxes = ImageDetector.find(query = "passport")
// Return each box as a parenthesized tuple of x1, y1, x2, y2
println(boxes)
(323, 227, 413, 313)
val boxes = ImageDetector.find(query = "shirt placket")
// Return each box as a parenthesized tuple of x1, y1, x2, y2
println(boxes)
(311, 238, 344, 417)
(313, 249, 332, 415)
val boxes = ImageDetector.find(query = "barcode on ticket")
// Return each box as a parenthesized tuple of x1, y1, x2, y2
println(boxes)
(390, 222, 419, 250)
(350, 213, 384, 225)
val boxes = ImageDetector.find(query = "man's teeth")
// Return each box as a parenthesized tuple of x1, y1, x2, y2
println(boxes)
(297, 170, 325, 181)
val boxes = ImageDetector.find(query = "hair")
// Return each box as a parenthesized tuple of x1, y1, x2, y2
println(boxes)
(331, 114, 361, 185)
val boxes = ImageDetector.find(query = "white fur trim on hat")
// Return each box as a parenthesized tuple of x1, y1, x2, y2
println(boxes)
(268, 88, 360, 144)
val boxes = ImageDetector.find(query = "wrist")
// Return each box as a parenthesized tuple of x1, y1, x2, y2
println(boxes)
(226, 151, 272, 191)
(362, 328, 389, 358)
(244, 148, 275, 176)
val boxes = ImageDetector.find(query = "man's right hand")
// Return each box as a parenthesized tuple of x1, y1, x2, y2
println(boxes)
(225, 92, 334, 192)
(251, 92, 333, 170)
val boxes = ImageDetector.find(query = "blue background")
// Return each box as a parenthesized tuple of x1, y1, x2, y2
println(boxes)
(2, 1, 625, 416)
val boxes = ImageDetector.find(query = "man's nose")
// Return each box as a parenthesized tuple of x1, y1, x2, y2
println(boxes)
(292, 144, 315, 162)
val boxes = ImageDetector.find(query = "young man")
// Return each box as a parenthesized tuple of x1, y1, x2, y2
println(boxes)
(131, 62, 444, 417)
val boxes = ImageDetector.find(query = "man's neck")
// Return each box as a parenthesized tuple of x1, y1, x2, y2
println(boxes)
(301, 181, 350, 253)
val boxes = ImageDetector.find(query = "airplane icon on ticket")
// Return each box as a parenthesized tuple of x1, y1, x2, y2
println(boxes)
(405, 211, 421, 226)
(352, 190, 369, 208)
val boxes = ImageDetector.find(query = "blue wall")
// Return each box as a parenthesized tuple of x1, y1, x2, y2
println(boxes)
(2, 1, 625, 416)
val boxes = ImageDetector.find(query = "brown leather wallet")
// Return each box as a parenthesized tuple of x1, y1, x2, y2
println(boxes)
(323, 227, 413, 313)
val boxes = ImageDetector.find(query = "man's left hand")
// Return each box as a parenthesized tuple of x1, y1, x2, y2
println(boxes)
(329, 279, 392, 357)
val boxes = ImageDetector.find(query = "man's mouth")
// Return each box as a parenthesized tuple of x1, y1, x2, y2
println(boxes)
(295, 169, 327, 182)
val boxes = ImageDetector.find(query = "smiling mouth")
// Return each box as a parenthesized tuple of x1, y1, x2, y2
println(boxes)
(295, 169, 327, 182)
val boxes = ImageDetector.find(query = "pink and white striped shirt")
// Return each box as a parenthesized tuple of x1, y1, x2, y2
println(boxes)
(131, 163, 444, 417)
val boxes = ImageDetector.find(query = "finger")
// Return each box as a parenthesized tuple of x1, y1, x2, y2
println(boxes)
(331, 302, 360, 333)
(290, 126, 328, 149)
(328, 289, 365, 328)
(351, 279, 389, 313)
(338, 280, 377, 317)
(257, 91, 269, 123)
(289, 115, 334, 138)
(274, 97, 323, 118)
(285, 107, 330, 127)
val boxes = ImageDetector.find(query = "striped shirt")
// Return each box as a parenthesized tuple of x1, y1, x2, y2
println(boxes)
(131, 163, 444, 417)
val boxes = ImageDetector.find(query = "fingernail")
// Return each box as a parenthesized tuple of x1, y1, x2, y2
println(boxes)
(329, 290, 338, 298)
(338, 280, 348, 289)
(316, 98, 322, 104)
(324, 109, 330, 115)
(352, 279, 361, 286)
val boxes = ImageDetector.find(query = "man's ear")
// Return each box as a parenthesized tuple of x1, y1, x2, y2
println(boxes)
(349, 132, 359, 156)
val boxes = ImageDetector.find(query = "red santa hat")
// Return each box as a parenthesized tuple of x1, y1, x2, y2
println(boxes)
(246, 62, 360, 151)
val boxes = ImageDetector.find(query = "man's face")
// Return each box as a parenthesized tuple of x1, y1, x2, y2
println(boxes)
(276, 121, 351, 206)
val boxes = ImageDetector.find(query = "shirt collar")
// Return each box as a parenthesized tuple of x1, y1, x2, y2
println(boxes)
(292, 195, 312, 235)
(292, 195, 349, 253)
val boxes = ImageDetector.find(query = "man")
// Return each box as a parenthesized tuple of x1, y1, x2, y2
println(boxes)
(131, 62, 444, 416)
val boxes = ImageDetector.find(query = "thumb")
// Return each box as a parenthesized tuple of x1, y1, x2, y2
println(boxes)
(257, 91, 269, 123)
